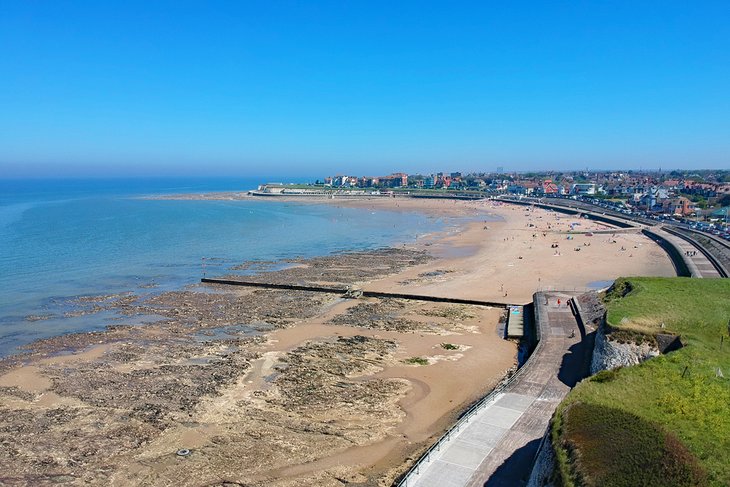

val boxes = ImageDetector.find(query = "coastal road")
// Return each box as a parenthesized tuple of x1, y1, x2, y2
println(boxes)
(402, 293, 591, 487)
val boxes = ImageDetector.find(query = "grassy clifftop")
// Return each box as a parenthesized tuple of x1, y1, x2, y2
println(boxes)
(552, 277, 730, 487)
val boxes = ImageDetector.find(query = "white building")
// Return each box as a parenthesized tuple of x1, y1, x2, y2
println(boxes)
(571, 183, 596, 196)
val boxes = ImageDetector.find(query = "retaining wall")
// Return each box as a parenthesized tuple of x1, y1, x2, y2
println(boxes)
(640, 229, 694, 277)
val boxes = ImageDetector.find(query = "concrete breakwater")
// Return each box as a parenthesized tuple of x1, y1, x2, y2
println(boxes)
(200, 278, 522, 307)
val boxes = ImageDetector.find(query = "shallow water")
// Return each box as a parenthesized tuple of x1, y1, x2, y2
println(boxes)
(0, 177, 455, 355)
(586, 279, 615, 290)
(193, 322, 274, 343)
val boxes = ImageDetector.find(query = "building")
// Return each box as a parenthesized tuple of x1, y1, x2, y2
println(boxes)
(392, 172, 409, 187)
(662, 197, 696, 216)
(571, 183, 596, 196)
(542, 180, 560, 195)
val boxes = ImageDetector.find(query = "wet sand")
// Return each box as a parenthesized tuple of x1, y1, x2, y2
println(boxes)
(0, 197, 675, 486)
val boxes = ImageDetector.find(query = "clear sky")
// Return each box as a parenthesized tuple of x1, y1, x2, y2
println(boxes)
(1, 1, 729, 177)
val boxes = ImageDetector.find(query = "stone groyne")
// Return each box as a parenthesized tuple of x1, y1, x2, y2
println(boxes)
(200, 278, 520, 307)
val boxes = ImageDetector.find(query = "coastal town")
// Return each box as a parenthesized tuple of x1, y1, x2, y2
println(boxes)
(4, 2, 730, 486)
(257, 169, 730, 234)
(3, 186, 728, 487)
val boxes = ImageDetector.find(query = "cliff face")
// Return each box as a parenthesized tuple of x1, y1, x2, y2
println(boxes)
(590, 324, 660, 374)
(529, 293, 661, 487)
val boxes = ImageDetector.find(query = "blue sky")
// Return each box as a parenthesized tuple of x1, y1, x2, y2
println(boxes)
(1, 1, 729, 177)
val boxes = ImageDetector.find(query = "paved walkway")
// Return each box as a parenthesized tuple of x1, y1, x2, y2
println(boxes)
(655, 227, 722, 278)
(405, 293, 590, 487)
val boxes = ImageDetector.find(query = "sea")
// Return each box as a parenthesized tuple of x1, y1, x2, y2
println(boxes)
(0, 177, 451, 356)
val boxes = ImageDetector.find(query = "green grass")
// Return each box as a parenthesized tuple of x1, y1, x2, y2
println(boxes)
(556, 402, 707, 487)
(440, 343, 459, 350)
(604, 277, 730, 342)
(403, 356, 429, 366)
(553, 277, 730, 486)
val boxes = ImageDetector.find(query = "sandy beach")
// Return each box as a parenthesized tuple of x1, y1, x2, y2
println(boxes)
(336, 198, 675, 303)
(0, 197, 675, 486)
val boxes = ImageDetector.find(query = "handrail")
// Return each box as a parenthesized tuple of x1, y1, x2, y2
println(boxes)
(395, 295, 548, 486)
(676, 227, 730, 252)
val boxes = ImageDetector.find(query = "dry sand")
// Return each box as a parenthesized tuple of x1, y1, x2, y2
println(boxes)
(0, 197, 676, 486)
(328, 197, 675, 303)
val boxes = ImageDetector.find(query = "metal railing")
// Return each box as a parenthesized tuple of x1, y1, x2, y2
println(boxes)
(395, 295, 549, 486)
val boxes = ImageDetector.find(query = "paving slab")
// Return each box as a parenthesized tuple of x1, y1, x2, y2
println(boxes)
(406, 292, 591, 487)
(413, 460, 475, 487)
(458, 423, 509, 449)
(492, 393, 535, 412)
(656, 228, 722, 278)
(439, 440, 493, 469)
(477, 405, 525, 428)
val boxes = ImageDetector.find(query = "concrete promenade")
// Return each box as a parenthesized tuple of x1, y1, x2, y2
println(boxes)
(405, 292, 590, 487)
(653, 227, 723, 278)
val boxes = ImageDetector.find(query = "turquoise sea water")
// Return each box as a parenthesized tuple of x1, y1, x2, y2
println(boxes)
(0, 178, 448, 356)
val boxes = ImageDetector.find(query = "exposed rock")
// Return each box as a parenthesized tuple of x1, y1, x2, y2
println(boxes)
(590, 323, 660, 374)
(575, 292, 605, 328)
(232, 248, 431, 286)
(329, 299, 425, 332)
(0, 247, 445, 486)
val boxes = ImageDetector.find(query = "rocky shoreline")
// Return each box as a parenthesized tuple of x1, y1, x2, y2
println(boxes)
(0, 247, 515, 486)
(2, 197, 676, 486)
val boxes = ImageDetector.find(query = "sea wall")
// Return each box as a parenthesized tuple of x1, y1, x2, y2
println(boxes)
(527, 431, 557, 487)
(498, 197, 634, 228)
(641, 228, 694, 277)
